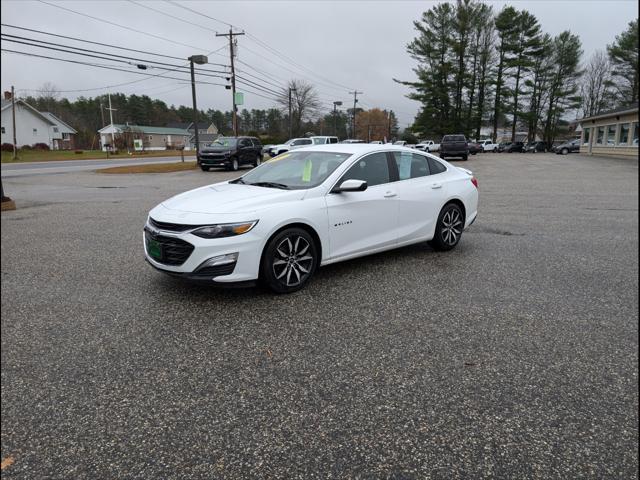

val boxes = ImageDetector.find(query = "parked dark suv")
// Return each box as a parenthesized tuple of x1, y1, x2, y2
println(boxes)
(523, 141, 547, 153)
(440, 134, 469, 161)
(198, 136, 263, 171)
(505, 141, 525, 153)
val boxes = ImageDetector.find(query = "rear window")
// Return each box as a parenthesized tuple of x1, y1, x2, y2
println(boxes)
(427, 157, 446, 174)
(442, 135, 466, 142)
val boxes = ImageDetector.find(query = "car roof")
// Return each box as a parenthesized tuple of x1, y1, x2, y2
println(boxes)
(285, 143, 430, 155)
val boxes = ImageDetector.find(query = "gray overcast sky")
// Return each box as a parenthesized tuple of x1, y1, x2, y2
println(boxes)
(1, 0, 638, 128)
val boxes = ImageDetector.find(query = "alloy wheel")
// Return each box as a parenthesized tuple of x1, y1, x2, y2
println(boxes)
(441, 209, 463, 246)
(272, 235, 314, 287)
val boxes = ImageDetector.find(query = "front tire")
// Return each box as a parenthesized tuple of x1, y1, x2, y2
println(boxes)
(200, 165, 210, 171)
(561, 148, 569, 155)
(462, 154, 468, 161)
(429, 203, 464, 251)
(261, 228, 318, 293)
(253, 154, 261, 168)
(229, 158, 239, 171)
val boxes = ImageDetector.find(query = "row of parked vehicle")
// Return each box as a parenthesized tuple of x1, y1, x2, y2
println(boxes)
(196, 134, 584, 171)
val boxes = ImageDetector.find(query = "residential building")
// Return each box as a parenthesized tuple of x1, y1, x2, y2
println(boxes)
(166, 121, 220, 149)
(0, 92, 77, 149)
(98, 124, 191, 151)
(40, 112, 78, 150)
(578, 106, 638, 158)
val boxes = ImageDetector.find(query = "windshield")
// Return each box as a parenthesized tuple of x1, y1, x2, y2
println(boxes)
(284, 139, 297, 145)
(210, 137, 237, 147)
(235, 151, 351, 190)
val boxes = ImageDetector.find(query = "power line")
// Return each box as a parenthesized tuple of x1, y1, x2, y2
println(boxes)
(0, 23, 229, 67)
(161, 0, 355, 92)
(0, 49, 228, 88)
(37, 0, 211, 54)
(0, 34, 230, 76)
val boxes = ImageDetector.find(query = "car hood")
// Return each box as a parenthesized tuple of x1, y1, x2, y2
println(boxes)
(160, 182, 307, 215)
(200, 146, 234, 153)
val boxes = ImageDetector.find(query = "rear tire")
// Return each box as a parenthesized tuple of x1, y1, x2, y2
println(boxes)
(429, 203, 465, 252)
(261, 228, 318, 294)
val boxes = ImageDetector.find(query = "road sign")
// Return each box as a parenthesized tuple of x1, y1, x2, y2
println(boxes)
(234, 92, 244, 105)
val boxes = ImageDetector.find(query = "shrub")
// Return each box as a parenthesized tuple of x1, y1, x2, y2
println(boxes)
(74, 150, 83, 154)
(33, 143, 50, 150)
(20, 145, 33, 150)
(1, 143, 14, 152)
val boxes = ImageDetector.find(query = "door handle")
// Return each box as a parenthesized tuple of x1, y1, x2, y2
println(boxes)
(384, 191, 397, 198)
(431, 183, 443, 189)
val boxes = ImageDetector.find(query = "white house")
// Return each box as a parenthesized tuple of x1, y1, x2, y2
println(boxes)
(0, 93, 77, 149)
(40, 112, 77, 150)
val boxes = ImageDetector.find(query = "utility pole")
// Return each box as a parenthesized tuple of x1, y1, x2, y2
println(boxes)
(288, 87, 297, 139)
(333, 101, 342, 137)
(11, 86, 17, 160)
(349, 90, 363, 138)
(216, 29, 244, 137)
(106, 93, 117, 158)
(188, 55, 208, 156)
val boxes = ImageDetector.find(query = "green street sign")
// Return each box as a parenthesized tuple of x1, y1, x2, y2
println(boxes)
(234, 92, 244, 105)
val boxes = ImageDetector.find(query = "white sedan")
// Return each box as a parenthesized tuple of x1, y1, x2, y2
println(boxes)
(144, 145, 479, 293)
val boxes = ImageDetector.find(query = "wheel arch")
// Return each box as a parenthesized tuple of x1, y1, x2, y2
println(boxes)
(259, 221, 324, 275)
(441, 197, 466, 223)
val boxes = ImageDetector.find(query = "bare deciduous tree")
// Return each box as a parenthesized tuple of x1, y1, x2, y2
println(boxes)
(277, 80, 320, 137)
(580, 51, 615, 118)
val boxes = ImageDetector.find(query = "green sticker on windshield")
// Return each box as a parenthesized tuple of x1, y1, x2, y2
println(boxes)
(302, 159, 312, 182)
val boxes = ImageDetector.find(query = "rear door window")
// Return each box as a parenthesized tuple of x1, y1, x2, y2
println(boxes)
(392, 152, 430, 180)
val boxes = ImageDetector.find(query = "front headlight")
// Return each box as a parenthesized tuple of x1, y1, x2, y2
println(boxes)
(191, 221, 258, 239)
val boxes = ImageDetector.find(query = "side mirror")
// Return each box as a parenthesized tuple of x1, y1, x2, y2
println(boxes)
(333, 179, 367, 193)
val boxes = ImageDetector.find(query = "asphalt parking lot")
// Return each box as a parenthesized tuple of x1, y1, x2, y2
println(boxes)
(1, 152, 638, 478)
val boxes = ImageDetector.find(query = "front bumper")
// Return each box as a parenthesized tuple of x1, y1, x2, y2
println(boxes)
(145, 258, 257, 286)
(143, 224, 264, 283)
(198, 156, 231, 167)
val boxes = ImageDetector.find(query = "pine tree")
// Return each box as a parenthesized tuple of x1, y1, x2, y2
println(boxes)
(607, 19, 639, 105)
(492, 6, 519, 141)
(508, 10, 543, 141)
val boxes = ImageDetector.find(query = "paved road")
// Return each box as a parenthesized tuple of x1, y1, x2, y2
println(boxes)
(1, 155, 196, 177)
(1, 153, 638, 478)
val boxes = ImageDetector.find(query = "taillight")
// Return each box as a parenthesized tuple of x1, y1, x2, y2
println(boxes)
(471, 177, 478, 189)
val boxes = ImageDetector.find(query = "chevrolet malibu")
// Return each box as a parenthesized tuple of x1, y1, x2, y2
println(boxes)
(144, 145, 479, 293)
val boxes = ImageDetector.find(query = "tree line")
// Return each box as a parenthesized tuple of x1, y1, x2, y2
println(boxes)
(401, 0, 638, 145)
(22, 82, 400, 148)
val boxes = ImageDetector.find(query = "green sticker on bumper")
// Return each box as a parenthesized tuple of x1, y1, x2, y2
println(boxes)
(147, 239, 162, 259)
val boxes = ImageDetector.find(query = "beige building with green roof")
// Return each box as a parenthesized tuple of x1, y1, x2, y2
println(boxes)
(98, 124, 192, 151)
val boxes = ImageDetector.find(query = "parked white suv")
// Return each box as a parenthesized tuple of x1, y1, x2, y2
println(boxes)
(268, 138, 313, 157)
(310, 136, 339, 145)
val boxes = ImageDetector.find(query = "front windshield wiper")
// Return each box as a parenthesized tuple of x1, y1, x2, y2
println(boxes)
(229, 177, 245, 184)
(248, 181, 290, 190)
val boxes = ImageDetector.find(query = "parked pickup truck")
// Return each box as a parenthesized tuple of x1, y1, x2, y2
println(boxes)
(479, 139, 498, 152)
(440, 134, 469, 161)
(415, 140, 440, 152)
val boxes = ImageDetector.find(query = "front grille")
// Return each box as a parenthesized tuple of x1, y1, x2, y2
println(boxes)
(193, 263, 236, 277)
(200, 153, 225, 159)
(149, 217, 202, 233)
(145, 228, 194, 266)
